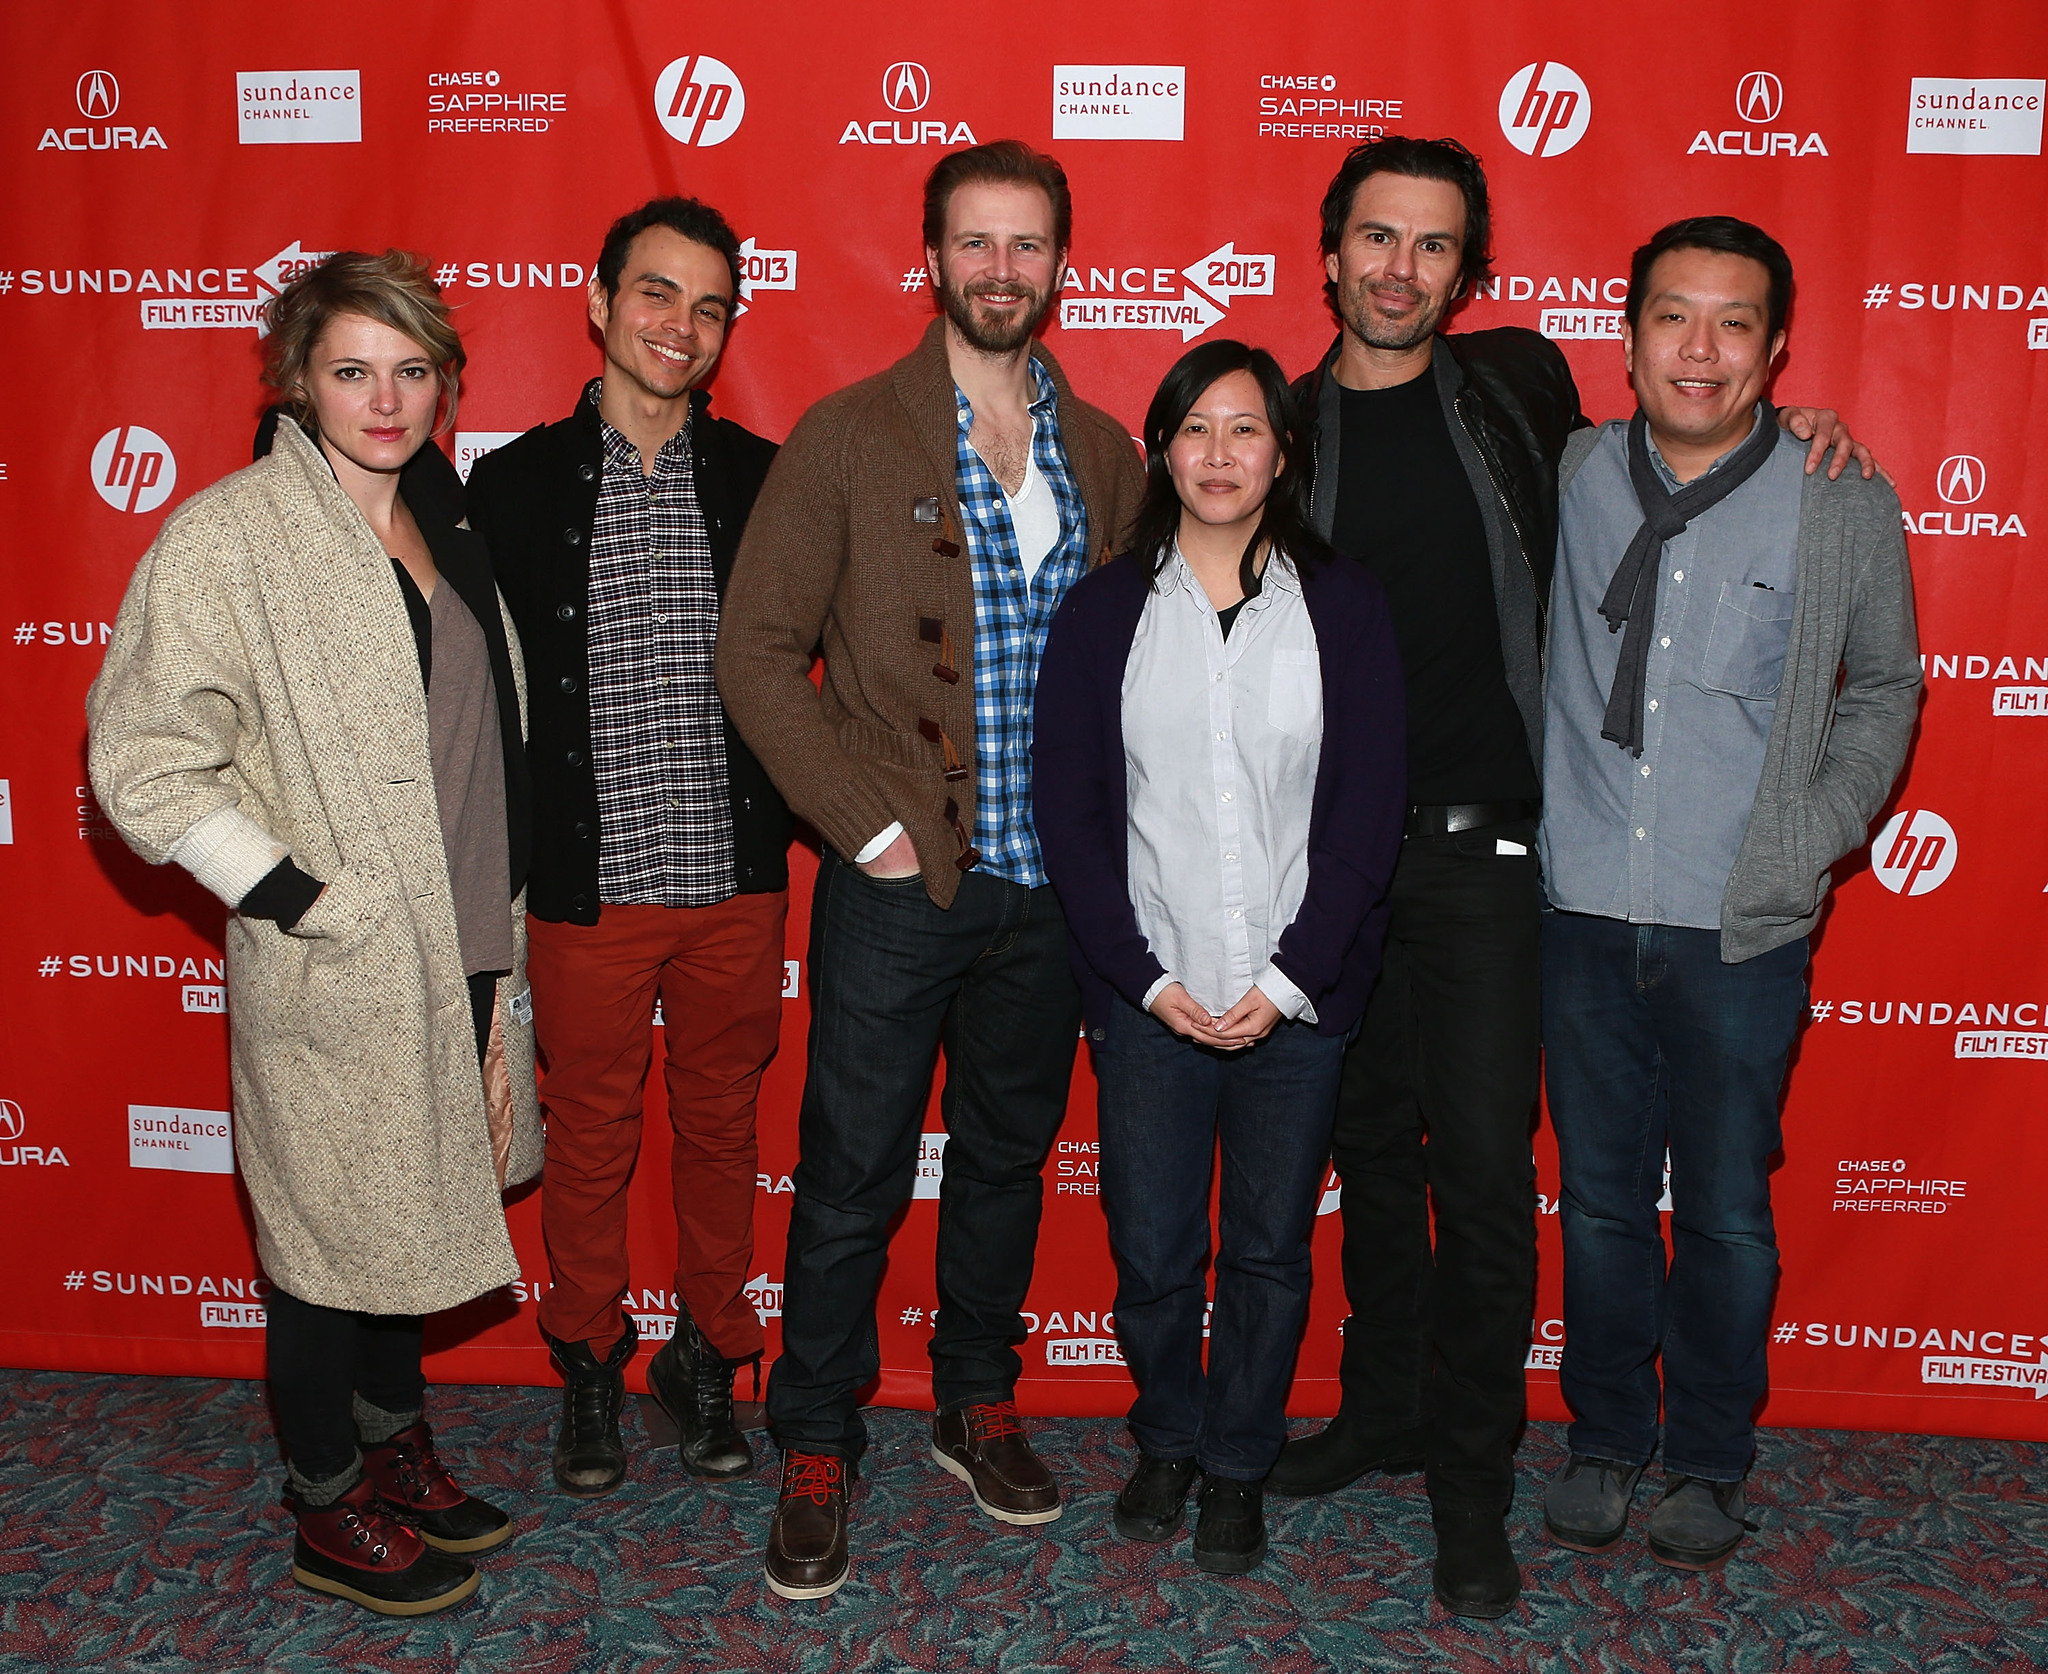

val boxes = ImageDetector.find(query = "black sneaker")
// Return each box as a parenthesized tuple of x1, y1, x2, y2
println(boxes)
(1191, 1476, 1267, 1574)
(543, 1313, 637, 1497)
(1113, 1454, 1200, 1543)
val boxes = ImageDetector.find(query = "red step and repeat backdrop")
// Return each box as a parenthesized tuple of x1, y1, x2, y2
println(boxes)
(3, 2, 2046, 1438)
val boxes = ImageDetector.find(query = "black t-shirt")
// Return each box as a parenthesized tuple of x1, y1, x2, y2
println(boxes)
(1331, 373, 1539, 805)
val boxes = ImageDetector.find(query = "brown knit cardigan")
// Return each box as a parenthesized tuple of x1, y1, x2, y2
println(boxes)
(716, 318, 1146, 907)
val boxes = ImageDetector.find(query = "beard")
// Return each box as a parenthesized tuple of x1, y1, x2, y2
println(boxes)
(1339, 275, 1449, 352)
(938, 271, 1056, 354)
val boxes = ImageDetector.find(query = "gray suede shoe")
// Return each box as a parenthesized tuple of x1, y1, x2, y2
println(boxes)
(1646, 1475, 1752, 1570)
(1542, 1454, 1645, 1552)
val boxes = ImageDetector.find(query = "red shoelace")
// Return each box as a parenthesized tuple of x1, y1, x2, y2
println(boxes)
(965, 1400, 1025, 1442)
(782, 1452, 845, 1504)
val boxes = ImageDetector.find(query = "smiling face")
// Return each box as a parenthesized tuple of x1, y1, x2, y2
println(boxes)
(1623, 245, 1786, 464)
(928, 180, 1064, 355)
(297, 311, 442, 474)
(587, 226, 734, 402)
(1324, 171, 1467, 354)
(1165, 369, 1284, 534)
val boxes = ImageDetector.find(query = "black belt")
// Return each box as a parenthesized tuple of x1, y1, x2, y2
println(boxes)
(1404, 800, 1539, 839)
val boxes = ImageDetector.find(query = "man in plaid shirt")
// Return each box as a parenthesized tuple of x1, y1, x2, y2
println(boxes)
(717, 142, 1145, 1602)
(469, 197, 790, 1504)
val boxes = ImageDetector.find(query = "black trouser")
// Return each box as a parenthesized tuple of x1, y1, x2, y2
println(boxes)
(767, 852, 1081, 1462)
(1329, 819, 1540, 1509)
(265, 969, 498, 1482)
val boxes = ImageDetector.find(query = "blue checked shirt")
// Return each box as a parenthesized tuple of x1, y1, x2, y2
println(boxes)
(954, 359, 1091, 887)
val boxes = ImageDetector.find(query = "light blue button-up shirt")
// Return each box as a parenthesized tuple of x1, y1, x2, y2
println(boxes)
(1539, 413, 1805, 930)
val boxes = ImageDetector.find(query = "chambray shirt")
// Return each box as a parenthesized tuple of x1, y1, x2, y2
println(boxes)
(954, 359, 1090, 888)
(1123, 547, 1319, 1022)
(1540, 412, 1804, 930)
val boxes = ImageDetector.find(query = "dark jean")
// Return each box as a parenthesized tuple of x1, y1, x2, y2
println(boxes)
(766, 852, 1081, 1461)
(1542, 910, 1808, 1481)
(1329, 821, 1541, 1508)
(264, 968, 498, 1481)
(1094, 995, 1348, 1480)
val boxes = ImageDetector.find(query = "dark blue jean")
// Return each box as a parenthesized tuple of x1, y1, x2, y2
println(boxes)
(1541, 911, 1808, 1481)
(1094, 995, 1348, 1480)
(766, 851, 1081, 1461)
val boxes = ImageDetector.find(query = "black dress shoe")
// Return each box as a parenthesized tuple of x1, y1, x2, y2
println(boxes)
(1266, 1414, 1427, 1497)
(1431, 1499, 1520, 1619)
(647, 1311, 754, 1480)
(543, 1314, 637, 1497)
(1113, 1454, 1200, 1543)
(1192, 1476, 1267, 1574)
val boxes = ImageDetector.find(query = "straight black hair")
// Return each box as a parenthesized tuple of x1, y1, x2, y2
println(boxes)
(1128, 339, 1329, 601)
(1625, 214, 1794, 342)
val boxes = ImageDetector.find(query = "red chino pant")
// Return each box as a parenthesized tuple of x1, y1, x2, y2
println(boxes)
(528, 893, 787, 1361)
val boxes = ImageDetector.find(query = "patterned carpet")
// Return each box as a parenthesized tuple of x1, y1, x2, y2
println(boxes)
(1, 1370, 2045, 1673)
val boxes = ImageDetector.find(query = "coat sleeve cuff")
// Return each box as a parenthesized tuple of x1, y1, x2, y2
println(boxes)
(1255, 961, 1317, 1026)
(165, 806, 290, 908)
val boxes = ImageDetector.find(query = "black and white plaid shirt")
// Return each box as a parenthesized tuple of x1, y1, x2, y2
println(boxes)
(586, 410, 736, 907)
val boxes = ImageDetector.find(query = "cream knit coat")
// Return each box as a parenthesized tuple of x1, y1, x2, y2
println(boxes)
(86, 421, 542, 1315)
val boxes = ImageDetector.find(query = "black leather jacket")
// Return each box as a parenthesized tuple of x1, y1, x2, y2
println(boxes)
(1292, 327, 1589, 774)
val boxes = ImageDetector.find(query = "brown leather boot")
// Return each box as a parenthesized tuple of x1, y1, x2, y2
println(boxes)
(289, 1476, 479, 1616)
(932, 1401, 1061, 1525)
(764, 1451, 854, 1601)
(361, 1421, 513, 1554)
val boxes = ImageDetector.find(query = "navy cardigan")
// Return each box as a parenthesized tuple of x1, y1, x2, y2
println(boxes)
(1033, 550, 1407, 1039)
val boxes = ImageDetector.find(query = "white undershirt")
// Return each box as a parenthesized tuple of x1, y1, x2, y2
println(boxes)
(1007, 437, 1061, 586)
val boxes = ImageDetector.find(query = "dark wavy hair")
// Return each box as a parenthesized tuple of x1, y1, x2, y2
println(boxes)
(595, 195, 743, 306)
(1127, 340, 1329, 601)
(1317, 135, 1494, 322)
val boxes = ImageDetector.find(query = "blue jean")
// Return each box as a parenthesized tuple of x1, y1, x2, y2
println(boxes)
(766, 852, 1081, 1461)
(1541, 911, 1808, 1480)
(1093, 995, 1348, 1480)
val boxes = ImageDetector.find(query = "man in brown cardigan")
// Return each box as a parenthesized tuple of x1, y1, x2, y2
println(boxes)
(717, 140, 1143, 1600)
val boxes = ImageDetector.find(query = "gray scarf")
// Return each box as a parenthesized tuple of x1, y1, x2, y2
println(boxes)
(1599, 405, 1779, 754)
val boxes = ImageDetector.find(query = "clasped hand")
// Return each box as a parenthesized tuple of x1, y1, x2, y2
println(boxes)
(1148, 981, 1282, 1049)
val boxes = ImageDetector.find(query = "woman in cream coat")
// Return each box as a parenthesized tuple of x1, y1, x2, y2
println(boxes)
(87, 251, 539, 1617)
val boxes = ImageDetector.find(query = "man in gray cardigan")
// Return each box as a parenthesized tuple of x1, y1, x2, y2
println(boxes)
(1537, 217, 1919, 1571)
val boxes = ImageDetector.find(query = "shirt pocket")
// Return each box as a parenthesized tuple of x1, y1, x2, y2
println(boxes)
(1697, 582, 1795, 700)
(1265, 647, 1322, 741)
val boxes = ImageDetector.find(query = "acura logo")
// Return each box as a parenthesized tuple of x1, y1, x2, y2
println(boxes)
(1938, 455, 1985, 505)
(77, 68, 120, 119)
(883, 61, 930, 113)
(0, 1101, 22, 1142)
(1736, 70, 1782, 124)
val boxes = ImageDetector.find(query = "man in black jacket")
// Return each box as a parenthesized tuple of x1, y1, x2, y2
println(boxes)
(1272, 137, 1864, 1618)
(467, 197, 790, 1500)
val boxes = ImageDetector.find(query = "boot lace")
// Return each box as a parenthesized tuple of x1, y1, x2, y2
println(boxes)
(965, 1400, 1025, 1443)
(381, 1431, 460, 1505)
(782, 1452, 845, 1505)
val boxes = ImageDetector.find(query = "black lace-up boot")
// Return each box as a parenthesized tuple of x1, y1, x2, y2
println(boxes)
(543, 1312, 637, 1497)
(647, 1308, 755, 1480)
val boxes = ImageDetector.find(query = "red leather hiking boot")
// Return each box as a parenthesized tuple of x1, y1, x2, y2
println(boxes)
(362, 1421, 514, 1554)
(289, 1476, 478, 1616)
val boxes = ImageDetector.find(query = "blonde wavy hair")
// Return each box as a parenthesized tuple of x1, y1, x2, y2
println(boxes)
(261, 250, 465, 435)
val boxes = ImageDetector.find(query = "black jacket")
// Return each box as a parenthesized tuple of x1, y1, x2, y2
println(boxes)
(466, 379, 790, 924)
(1293, 328, 1588, 774)
(243, 410, 532, 924)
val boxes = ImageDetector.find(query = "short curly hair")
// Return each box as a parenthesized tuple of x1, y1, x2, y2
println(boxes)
(261, 250, 465, 436)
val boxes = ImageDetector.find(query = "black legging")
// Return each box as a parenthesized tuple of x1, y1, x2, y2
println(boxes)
(266, 970, 499, 1481)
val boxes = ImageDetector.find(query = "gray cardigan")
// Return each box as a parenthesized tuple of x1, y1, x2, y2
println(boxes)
(1556, 429, 1922, 961)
